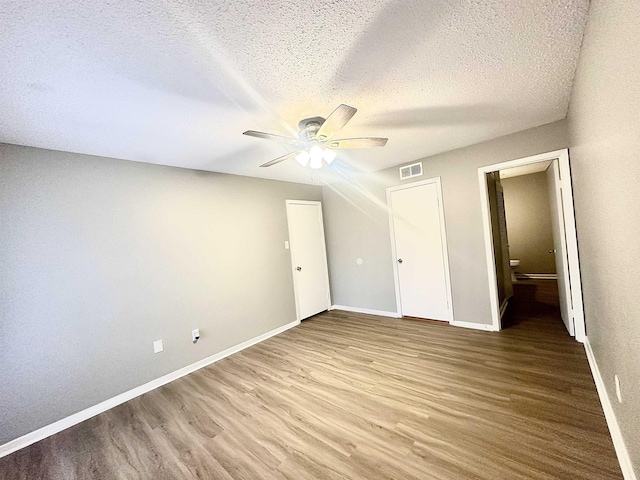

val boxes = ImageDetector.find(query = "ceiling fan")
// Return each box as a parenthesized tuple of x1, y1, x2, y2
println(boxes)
(243, 104, 388, 168)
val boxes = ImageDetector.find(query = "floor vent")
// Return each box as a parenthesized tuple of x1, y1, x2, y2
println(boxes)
(399, 162, 423, 180)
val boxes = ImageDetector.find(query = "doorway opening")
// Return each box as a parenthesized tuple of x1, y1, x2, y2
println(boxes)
(479, 149, 585, 341)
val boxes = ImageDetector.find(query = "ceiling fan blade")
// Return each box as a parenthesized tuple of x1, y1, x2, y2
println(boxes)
(315, 104, 357, 141)
(243, 130, 304, 147)
(259, 150, 302, 168)
(327, 137, 388, 149)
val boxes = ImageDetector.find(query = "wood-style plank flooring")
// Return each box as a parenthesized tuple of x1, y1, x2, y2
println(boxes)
(0, 280, 622, 479)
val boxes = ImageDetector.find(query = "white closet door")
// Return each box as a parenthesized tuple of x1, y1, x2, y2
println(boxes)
(286, 201, 331, 320)
(389, 181, 451, 321)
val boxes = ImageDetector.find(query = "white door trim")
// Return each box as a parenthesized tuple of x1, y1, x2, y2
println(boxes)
(386, 177, 455, 322)
(285, 200, 332, 321)
(478, 149, 586, 341)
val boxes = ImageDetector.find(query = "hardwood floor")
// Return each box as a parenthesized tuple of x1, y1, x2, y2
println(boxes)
(0, 287, 622, 479)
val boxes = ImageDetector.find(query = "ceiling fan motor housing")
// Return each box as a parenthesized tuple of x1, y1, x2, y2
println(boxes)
(298, 117, 325, 142)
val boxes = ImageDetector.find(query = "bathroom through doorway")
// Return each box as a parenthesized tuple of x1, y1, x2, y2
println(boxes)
(478, 149, 585, 341)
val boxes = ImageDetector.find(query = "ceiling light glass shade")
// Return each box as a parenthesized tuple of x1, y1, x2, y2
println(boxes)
(309, 155, 323, 169)
(296, 150, 310, 166)
(323, 148, 337, 164)
(309, 145, 324, 169)
(309, 145, 323, 162)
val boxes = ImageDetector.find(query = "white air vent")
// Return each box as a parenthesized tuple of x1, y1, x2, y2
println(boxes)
(399, 162, 423, 180)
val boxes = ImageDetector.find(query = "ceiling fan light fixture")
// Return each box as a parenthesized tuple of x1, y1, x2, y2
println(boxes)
(322, 148, 337, 164)
(309, 145, 323, 161)
(309, 155, 323, 169)
(309, 145, 324, 169)
(295, 150, 310, 166)
(244, 104, 388, 168)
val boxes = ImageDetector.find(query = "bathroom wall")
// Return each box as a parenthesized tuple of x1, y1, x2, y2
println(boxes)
(501, 172, 556, 275)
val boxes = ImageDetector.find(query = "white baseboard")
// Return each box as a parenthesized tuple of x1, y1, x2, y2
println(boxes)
(450, 320, 495, 331)
(330, 305, 401, 318)
(584, 337, 637, 480)
(515, 273, 558, 280)
(0, 319, 300, 459)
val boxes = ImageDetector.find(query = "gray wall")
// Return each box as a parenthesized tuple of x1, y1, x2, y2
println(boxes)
(0, 143, 322, 444)
(323, 120, 568, 324)
(566, 0, 640, 472)
(501, 172, 556, 274)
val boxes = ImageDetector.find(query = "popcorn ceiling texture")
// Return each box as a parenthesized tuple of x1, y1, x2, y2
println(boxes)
(0, 0, 588, 184)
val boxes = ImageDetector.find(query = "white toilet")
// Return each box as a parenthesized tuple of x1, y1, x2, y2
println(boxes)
(509, 259, 520, 282)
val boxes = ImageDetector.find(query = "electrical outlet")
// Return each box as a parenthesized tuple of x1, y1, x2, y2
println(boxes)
(192, 329, 200, 343)
(153, 339, 163, 353)
(285, 240, 290, 250)
(615, 375, 622, 403)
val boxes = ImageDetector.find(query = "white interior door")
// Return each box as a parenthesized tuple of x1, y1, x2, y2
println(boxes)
(286, 201, 331, 320)
(546, 161, 574, 336)
(388, 181, 452, 321)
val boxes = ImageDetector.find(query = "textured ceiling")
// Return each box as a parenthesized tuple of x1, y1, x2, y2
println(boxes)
(0, 0, 589, 184)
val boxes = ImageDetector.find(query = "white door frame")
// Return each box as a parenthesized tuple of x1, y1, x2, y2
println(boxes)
(478, 149, 586, 341)
(285, 199, 332, 322)
(386, 177, 455, 322)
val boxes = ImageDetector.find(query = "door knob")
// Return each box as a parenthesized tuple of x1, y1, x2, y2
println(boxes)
(548, 249, 556, 253)
(397, 258, 403, 264)
(296, 266, 302, 271)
